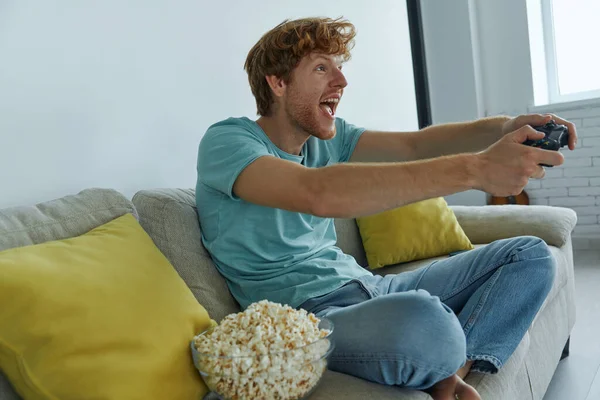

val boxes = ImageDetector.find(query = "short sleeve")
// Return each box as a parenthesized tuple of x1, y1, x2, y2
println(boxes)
(197, 123, 271, 199)
(335, 118, 366, 162)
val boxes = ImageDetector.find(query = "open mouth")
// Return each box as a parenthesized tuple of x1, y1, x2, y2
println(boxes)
(319, 98, 339, 118)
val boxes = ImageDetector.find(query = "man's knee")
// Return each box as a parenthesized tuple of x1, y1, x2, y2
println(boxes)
(507, 236, 556, 287)
(327, 291, 467, 388)
(505, 235, 549, 257)
(392, 291, 467, 380)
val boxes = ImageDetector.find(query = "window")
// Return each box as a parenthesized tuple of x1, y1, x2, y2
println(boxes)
(535, 0, 600, 104)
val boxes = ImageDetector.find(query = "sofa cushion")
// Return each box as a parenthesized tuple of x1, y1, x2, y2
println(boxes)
(0, 188, 137, 252)
(0, 213, 213, 400)
(0, 188, 137, 400)
(132, 189, 240, 322)
(356, 197, 473, 269)
(310, 370, 428, 399)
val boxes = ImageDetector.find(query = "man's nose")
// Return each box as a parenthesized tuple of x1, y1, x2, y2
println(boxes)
(331, 68, 348, 89)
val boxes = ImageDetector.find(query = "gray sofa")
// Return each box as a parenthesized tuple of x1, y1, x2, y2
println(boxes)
(0, 188, 577, 399)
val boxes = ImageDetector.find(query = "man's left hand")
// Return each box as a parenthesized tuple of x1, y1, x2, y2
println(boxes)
(501, 113, 578, 150)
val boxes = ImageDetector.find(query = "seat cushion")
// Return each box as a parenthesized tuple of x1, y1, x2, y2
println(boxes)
(311, 370, 429, 400)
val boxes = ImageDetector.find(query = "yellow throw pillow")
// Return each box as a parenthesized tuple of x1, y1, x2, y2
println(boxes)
(0, 213, 215, 400)
(356, 197, 474, 269)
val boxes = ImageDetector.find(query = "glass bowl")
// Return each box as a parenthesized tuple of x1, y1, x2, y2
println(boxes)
(191, 318, 334, 400)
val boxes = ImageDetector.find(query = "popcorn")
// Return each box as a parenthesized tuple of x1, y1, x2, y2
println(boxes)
(193, 300, 333, 400)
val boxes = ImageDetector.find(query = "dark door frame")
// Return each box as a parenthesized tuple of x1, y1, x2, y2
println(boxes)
(406, 0, 432, 129)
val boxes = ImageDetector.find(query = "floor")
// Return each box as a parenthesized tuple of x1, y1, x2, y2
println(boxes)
(543, 249, 600, 400)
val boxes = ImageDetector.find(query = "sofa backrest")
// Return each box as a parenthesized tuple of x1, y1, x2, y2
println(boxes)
(131, 189, 371, 322)
(333, 217, 368, 268)
(0, 188, 137, 252)
(132, 189, 241, 322)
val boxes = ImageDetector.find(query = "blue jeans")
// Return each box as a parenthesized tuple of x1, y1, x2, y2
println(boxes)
(298, 236, 556, 390)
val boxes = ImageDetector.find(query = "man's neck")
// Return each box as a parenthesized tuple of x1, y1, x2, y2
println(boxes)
(255, 115, 310, 156)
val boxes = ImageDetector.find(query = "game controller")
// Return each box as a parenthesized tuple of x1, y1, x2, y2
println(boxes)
(522, 120, 569, 167)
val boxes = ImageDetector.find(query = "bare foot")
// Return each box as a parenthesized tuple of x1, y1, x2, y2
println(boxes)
(456, 360, 474, 380)
(425, 374, 481, 400)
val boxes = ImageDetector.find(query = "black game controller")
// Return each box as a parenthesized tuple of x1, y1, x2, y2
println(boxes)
(523, 120, 569, 167)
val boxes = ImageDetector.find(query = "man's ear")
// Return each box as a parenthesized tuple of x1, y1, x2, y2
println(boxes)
(265, 75, 287, 98)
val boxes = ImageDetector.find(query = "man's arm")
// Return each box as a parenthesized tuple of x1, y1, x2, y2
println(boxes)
(349, 116, 510, 163)
(235, 153, 478, 219)
(408, 116, 511, 159)
(350, 112, 580, 163)
(234, 126, 563, 219)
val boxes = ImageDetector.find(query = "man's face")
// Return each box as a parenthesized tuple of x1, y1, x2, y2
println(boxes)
(281, 53, 347, 140)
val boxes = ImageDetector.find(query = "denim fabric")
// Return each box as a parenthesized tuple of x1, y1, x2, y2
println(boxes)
(298, 236, 556, 390)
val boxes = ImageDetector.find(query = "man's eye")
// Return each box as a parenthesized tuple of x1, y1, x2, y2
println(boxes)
(316, 65, 326, 72)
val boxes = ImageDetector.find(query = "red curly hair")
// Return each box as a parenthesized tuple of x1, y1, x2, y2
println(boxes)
(244, 17, 356, 116)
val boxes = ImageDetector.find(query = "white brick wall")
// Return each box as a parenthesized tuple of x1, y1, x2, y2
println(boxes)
(524, 105, 600, 237)
(584, 117, 600, 127)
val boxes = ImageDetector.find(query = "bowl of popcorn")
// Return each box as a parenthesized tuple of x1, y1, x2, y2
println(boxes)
(191, 300, 334, 400)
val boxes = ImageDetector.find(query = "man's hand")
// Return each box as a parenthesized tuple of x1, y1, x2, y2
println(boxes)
(501, 113, 578, 150)
(473, 125, 565, 197)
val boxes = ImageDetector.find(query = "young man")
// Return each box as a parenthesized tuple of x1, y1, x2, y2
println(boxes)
(196, 17, 578, 400)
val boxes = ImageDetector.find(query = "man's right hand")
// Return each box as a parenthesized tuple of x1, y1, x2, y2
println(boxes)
(473, 125, 565, 197)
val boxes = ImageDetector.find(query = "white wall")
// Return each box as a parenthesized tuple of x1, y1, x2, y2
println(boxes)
(420, 0, 482, 124)
(0, 1, 418, 209)
(420, 0, 487, 206)
(474, 0, 534, 117)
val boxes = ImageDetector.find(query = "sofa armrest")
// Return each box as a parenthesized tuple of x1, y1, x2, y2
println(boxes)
(450, 205, 577, 248)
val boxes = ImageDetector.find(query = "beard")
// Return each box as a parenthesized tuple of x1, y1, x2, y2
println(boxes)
(283, 85, 336, 141)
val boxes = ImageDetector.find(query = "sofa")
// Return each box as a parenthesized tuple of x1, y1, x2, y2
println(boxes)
(0, 188, 577, 400)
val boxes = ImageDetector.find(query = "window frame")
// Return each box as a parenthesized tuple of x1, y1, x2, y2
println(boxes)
(540, 0, 600, 104)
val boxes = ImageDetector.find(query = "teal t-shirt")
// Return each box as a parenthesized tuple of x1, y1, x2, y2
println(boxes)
(195, 116, 372, 309)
